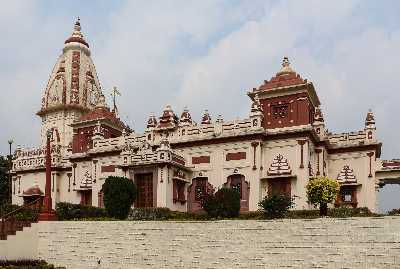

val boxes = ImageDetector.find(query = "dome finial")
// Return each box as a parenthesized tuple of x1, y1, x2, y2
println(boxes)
(282, 56, 290, 67)
(64, 17, 89, 48)
(277, 56, 295, 75)
(74, 17, 81, 32)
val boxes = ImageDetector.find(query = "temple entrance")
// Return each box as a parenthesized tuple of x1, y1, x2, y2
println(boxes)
(188, 177, 213, 213)
(267, 178, 291, 197)
(136, 173, 153, 208)
(80, 190, 92, 206)
(224, 175, 249, 212)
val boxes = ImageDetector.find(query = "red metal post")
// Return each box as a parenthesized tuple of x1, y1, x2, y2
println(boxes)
(38, 130, 57, 221)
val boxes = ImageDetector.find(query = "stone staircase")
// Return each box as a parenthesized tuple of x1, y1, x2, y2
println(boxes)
(36, 217, 400, 269)
(0, 199, 41, 240)
(0, 223, 38, 260)
(0, 219, 36, 240)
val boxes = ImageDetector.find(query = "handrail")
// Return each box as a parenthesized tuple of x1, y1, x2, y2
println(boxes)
(1, 198, 42, 221)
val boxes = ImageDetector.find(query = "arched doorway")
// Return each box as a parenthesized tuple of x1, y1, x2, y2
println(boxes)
(224, 174, 249, 212)
(187, 177, 214, 213)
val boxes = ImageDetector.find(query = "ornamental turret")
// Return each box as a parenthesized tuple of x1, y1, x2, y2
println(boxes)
(249, 96, 263, 129)
(146, 113, 158, 129)
(37, 18, 103, 149)
(247, 57, 320, 130)
(157, 105, 179, 130)
(201, 110, 212, 124)
(179, 107, 193, 126)
(313, 106, 326, 139)
(365, 109, 376, 141)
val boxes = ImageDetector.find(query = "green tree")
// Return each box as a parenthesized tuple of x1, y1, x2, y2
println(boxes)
(102, 176, 137, 219)
(258, 194, 294, 219)
(201, 187, 241, 218)
(0, 156, 10, 206)
(306, 176, 340, 216)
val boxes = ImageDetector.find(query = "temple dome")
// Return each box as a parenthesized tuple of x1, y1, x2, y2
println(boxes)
(38, 18, 102, 116)
(256, 57, 307, 91)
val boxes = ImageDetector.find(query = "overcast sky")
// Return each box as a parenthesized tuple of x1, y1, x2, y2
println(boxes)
(0, 0, 399, 212)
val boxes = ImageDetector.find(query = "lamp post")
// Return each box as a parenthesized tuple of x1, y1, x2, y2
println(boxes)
(7, 139, 13, 204)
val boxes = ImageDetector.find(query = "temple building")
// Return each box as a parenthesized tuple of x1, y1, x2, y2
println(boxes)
(11, 19, 400, 212)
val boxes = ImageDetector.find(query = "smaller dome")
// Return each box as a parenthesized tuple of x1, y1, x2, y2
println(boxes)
(256, 57, 306, 91)
(147, 113, 158, 128)
(22, 185, 44, 196)
(78, 102, 125, 129)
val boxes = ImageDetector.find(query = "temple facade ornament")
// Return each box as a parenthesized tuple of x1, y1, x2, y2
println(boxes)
(267, 155, 292, 176)
(337, 165, 357, 184)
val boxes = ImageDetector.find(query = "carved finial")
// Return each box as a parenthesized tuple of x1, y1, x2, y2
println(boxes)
(74, 17, 81, 31)
(64, 17, 89, 48)
(277, 56, 295, 75)
(282, 56, 290, 67)
(96, 93, 107, 108)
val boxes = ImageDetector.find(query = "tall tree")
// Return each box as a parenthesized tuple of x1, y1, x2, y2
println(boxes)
(0, 156, 10, 205)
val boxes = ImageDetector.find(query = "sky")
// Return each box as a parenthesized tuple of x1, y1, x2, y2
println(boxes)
(0, 0, 399, 212)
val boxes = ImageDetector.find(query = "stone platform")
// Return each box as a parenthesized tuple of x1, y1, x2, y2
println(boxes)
(31, 217, 400, 268)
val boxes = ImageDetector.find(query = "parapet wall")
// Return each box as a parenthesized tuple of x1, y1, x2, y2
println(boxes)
(31, 217, 400, 269)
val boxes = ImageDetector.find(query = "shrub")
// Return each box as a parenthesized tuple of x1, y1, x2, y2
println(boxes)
(201, 188, 241, 218)
(56, 202, 107, 220)
(0, 259, 62, 268)
(284, 209, 319, 219)
(128, 208, 171, 220)
(258, 194, 294, 219)
(306, 177, 340, 216)
(103, 176, 137, 219)
(201, 192, 222, 218)
(388, 208, 400, 216)
(0, 204, 40, 222)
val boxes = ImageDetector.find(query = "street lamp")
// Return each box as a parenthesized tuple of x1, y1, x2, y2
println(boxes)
(7, 139, 13, 204)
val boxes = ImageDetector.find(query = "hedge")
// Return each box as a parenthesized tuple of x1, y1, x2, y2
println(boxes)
(56, 202, 107, 220)
(0, 260, 63, 269)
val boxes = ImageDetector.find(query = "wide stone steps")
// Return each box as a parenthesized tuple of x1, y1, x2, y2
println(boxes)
(36, 217, 400, 268)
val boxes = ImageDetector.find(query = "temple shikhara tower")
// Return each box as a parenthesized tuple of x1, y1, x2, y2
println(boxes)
(11, 19, 400, 212)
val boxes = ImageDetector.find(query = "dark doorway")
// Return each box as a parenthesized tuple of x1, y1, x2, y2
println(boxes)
(224, 174, 249, 212)
(136, 173, 154, 208)
(80, 190, 92, 206)
(268, 178, 291, 196)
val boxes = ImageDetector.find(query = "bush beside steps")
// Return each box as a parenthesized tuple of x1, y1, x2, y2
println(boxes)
(0, 260, 64, 269)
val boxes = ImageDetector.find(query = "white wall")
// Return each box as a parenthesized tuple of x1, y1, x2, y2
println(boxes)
(2, 218, 400, 268)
